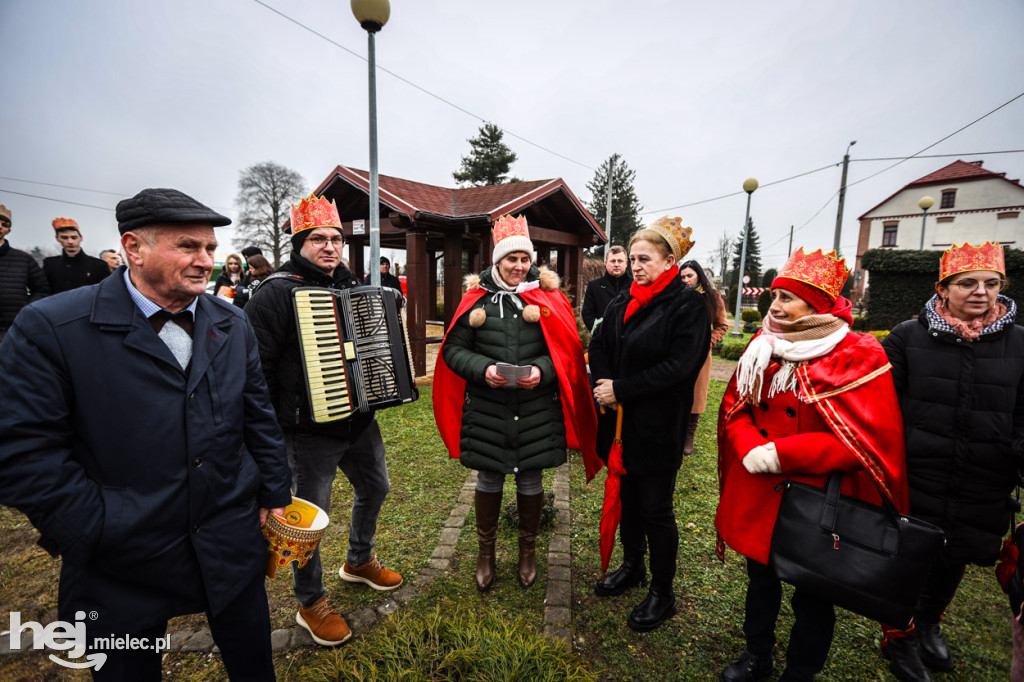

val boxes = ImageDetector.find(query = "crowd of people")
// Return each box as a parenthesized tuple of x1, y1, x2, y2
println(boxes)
(0, 189, 1020, 681)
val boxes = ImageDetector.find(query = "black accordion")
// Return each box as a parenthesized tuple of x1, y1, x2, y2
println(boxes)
(293, 286, 418, 423)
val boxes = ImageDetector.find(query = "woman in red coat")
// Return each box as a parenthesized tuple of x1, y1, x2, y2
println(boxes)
(715, 248, 908, 682)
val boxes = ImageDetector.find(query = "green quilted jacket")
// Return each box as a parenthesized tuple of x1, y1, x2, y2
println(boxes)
(441, 265, 567, 473)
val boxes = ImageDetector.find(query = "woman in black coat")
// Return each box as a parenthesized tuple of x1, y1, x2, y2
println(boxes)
(880, 241, 1024, 679)
(588, 217, 710, 632)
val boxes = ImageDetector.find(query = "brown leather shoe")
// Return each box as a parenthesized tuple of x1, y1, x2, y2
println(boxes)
(296, 596, 352, 646)
(517, 492, 545, 588)
(474, 490, 503, 591)
(340, 555, 404, 591)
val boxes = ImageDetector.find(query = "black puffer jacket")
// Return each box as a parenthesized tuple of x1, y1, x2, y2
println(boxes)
(245, 251, 373, 438)
(588, 277, 710, 475)
(442, 266, 565, 474)
(0, 242, 49, 334)
(883, 297, 1024, 564)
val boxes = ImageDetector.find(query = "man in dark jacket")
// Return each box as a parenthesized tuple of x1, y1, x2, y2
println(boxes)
(0, 203, 49, 339)
(363, 255, 403, 291)
(246, 194, 403, 648)
(0, 188, 291, 680)
(42, 217, 111, 293)
(581, 245, 630, 332)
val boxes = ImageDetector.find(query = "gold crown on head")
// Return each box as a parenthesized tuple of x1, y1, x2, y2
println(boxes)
(52, 217, 79, 231)
(777, 247, 849, 300)
(492, 214, 529, 243)
(940, 241, 1005, 280)
(648, 216, 694, 262)
(290, 194, 342, 235)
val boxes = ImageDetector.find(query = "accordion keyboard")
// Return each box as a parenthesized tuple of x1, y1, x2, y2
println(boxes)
(294, 289, 358, 423)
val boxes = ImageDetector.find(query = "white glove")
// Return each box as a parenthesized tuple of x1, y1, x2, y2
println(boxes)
(742, 442, 781, 474)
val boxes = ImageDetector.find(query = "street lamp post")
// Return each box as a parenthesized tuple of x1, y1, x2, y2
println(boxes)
(731, 178, 759, 337)
(918, 195, 935, 250)
(351, 0, 391, 287)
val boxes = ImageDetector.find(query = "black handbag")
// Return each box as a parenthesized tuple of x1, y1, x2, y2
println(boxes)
(769, 472, 946, 628)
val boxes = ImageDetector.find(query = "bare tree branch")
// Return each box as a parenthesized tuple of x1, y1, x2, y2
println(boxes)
(234, 162, 306, 268)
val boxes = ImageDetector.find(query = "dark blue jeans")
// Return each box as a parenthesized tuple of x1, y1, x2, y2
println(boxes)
(285, 420, 390, 609)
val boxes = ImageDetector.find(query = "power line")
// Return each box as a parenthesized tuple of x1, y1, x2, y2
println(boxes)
(250, 0, 595, 172)
(0, 188, 114, 211)
(0, 176, 126, 197)
(854, 149, 1024, 162)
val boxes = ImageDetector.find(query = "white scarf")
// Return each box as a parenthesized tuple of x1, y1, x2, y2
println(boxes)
(735, 323, 850, 402)
(489, 267, 539, 318)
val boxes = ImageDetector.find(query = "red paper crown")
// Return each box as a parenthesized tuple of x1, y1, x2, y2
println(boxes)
(777, 247, 848, 300)
(492, 214, 529, 243)
(939, 241, 1005, 280)
(52, 217, 79, 231)
(290, 194, 342, 236)
(648, 216, 694, 262)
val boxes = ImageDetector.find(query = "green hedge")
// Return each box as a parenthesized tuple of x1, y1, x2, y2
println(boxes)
(741, 309, 761, 323)
(861, 247, 1024, 331)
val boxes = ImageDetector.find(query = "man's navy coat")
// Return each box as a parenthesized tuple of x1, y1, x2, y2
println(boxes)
(0, 267, 291, 632)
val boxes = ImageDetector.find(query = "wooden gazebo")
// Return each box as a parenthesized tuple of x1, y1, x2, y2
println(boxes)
(309, 165, 606, 376)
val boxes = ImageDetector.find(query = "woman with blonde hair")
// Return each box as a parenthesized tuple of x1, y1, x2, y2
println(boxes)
(589, 217, 710, 632)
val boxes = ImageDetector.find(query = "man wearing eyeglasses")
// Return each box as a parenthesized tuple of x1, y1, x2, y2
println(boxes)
(0, 204, 50, 340)
(245, 194, 402, 648)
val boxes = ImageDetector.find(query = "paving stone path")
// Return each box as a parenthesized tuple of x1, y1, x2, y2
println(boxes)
(126, 462, 573, 655)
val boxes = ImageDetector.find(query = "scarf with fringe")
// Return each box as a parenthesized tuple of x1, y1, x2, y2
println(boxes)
(735, 313, 849, 402)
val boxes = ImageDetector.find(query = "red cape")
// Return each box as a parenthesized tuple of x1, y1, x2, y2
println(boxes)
(432, 282, 602, 482)
(716, 331, 909, 563)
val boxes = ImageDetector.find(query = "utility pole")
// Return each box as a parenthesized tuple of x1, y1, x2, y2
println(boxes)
(603, 155, 615, 257)
(833, 140, 856, 255)
(787, 225, 794, 257)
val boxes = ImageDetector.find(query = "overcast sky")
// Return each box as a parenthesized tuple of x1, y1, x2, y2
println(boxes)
(3, 0, 1023, 273)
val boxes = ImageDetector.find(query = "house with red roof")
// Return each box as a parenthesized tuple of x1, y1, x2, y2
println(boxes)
(853, 160, 1024, 302)
(304, 165, 605, 375)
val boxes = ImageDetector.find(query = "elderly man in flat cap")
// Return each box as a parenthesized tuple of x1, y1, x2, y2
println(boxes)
(0, 203, 50, 340)
(0, 188, 291, 680)
(42, 217, 112, 293)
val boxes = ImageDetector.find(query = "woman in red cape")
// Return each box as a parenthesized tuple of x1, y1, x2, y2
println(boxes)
(433, 215, 598, 592)
(715, 248, 908, 682)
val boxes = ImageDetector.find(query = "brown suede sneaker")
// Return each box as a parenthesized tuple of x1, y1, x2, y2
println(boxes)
(296, 596, 352, 646)
(339, 555, 404, 591)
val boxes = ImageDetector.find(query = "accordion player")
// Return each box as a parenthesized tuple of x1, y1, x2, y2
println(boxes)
(293, 285, 419, 423)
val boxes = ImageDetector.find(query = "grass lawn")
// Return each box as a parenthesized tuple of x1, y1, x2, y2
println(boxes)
(0, 382, 1014, 680)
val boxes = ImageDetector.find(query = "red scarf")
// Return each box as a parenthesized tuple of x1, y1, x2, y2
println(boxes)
(624, 265, 678, 323)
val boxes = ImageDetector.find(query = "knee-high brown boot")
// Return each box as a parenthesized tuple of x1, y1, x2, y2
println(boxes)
(517, 492, 545, 588)
(475, 490, 503, 591)
(683, 413, 700, 456)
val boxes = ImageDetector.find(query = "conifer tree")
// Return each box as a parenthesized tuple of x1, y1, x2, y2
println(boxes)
(452, 123, 519, 186)
(585, 154, 643, 252)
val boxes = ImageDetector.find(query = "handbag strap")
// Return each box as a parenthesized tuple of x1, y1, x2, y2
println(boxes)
(817, 471, 902, 534)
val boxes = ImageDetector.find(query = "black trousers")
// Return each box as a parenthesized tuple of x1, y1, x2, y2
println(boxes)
(619, 470, 679, 593)
(91, 571, 275, 681)
(744, 558, 835, 680)
(915, 556, 967, 624)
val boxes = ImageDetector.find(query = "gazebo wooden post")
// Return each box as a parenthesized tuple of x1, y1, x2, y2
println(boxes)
(556, 246, 567, 282)
(349, 236, 366, 282)
(404, 230, 428, 377)
(443, 231, 462, 329)
(566, 245, 583, 308)
(428, 252, 439, 322)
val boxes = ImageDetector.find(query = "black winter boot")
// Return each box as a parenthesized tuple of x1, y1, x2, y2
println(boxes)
(915, 621, 953, 671)
(883, 635, 932, 682)
(720, 650, 773, 681)
(627, 586, 676, 632)
(594, 555, 648, 597)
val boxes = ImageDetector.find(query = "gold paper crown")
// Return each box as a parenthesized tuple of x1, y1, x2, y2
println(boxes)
(492, 214, 529, 243)
(940, 241, 1005, 280)
(52, 217, 79, 231)
(777, 247, 849, 300)
(648, 216, 694, 262)
(290, 194, 342, 236)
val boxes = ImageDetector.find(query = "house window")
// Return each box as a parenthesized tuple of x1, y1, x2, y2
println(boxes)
(882, 223, 898, 247)
(941, 189, 956, 209)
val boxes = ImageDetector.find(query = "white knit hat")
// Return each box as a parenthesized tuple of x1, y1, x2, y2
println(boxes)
(491, 214, 534, 265)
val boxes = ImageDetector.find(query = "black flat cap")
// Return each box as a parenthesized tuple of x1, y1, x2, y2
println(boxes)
(116, 188, 231, 234)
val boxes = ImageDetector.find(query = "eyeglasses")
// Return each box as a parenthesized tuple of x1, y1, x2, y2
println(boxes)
(306, 236, 343, 247)
(948, 278, 1005, 292)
